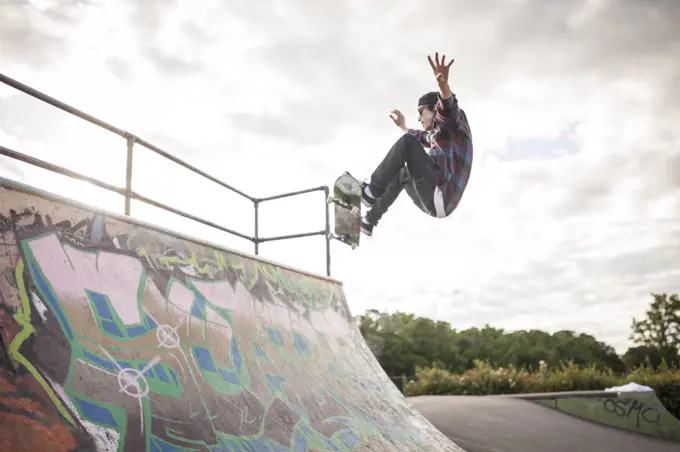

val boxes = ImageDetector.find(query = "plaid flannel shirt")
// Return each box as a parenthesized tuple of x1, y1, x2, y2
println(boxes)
(407, 93, 473, 216)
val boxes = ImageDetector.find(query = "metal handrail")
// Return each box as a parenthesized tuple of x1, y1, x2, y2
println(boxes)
(0, 72, 333, 276)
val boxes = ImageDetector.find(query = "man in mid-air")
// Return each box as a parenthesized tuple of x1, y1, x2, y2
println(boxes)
(360, 52, 473, 236)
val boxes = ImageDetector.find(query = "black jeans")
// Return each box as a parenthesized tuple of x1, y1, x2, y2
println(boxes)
(365, 133, 438, 226)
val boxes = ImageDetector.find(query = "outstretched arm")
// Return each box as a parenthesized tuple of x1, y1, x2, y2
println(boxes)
(428, 52, 461, 127)
(438, 79, 453, 100)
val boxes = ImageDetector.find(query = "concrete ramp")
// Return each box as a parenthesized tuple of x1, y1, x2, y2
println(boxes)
(0, 180, 463, 451)
(409, 395, 680, 452)
(520, 390, 680, 442)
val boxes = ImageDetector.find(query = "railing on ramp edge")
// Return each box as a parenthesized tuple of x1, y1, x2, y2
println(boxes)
(0, 72, 334, 277)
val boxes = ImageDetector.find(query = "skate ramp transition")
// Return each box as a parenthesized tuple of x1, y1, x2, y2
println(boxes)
(0, 179, 463, 451)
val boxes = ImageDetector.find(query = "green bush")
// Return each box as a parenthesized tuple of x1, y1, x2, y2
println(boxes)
(404, 360, 680, 419)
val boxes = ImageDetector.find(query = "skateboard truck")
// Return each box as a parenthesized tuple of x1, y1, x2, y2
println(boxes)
(327, 232, 359, 250)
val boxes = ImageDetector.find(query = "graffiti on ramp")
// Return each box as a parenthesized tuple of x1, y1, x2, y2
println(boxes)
(0, 180, 463, 451)
(530, 391, 680, 443)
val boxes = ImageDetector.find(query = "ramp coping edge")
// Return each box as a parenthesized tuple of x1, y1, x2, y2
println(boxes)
(0, 176, 342, 285)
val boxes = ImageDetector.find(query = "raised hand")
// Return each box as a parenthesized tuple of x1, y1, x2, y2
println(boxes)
(390, 109, 405, 128)
(427, 52, 454, 86)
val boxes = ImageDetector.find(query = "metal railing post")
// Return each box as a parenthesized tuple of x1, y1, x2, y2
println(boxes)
(324, 186, 331, 277)
(254, 185, 333, 277)
(124, 135, 135, 216)
(254, 199, 260, 255)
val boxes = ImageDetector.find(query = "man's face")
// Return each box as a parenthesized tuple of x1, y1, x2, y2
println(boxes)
(418, 105, 435, 131)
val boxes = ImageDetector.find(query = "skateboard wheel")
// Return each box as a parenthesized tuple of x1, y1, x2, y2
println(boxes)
(350, 206, 359, 215)
(327, 196, 334, 204)
(351, 243, 357, 250)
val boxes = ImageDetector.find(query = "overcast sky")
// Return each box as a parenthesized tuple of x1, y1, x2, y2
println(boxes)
(1, 0, 679, 354)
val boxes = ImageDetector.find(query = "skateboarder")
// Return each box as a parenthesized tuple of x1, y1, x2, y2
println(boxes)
(360, 52, 473, 236)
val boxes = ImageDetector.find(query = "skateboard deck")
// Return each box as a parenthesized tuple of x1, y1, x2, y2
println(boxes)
(327, 171, 362, 249)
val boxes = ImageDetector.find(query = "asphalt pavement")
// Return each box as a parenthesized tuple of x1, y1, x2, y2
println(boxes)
(408, 395, 679, 452)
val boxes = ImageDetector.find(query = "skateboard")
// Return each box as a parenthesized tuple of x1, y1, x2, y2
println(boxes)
(327, 171, 362, 249)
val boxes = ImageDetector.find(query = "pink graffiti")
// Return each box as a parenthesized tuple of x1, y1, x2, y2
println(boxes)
(28, 234, 144, 325)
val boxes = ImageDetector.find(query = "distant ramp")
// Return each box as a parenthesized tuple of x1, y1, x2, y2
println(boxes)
(409, 395, 679, 452)
(0, 179, 463, 451)
(517, 390, 680, 442)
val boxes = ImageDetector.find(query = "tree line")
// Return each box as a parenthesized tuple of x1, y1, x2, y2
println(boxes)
(356, 292, 680, 377)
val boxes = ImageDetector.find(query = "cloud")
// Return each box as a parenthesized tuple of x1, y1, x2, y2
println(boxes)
(105, 56, 133, 80)
(0, 0, 92, 67)
(128, 0, 207, 77)
(0, 0, 679, 354)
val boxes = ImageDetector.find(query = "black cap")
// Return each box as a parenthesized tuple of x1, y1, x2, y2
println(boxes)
(418, 91, 439, 108)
